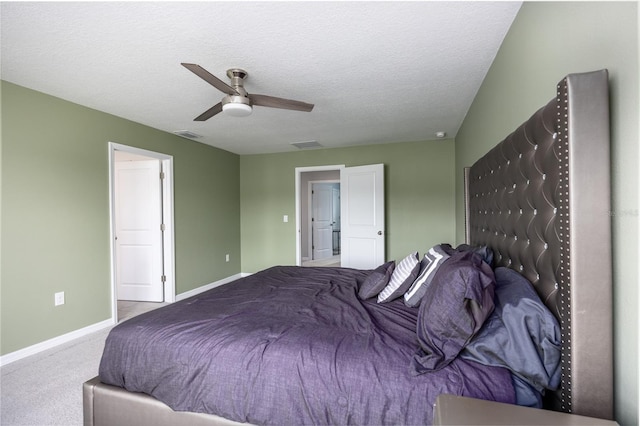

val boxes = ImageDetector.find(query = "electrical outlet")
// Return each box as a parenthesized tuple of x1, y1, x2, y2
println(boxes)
(54, 292, 65, 306)
(225, 254, 230, 262)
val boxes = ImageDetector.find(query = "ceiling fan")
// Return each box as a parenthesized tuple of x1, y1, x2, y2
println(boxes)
(181, 63, 315, 120)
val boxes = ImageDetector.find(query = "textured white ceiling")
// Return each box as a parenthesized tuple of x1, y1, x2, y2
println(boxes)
(1, 2, 521, 155)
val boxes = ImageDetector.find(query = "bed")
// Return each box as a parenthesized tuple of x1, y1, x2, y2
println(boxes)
(83, 69, 613, 425)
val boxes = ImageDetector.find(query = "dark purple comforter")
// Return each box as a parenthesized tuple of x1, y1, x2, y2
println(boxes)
(99, 266, 514, 425)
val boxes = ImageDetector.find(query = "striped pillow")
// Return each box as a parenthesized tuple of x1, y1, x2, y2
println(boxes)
(377, 251, 420, 303)
(404, 245, 451, 307)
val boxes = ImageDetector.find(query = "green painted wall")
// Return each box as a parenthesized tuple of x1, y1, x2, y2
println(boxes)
(2, 4, 637, 422)
(1, 81, 241, 355)
(454, 3, 639, 424)
(239, 140, 456, 273)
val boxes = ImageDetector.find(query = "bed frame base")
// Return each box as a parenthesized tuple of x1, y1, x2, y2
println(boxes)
(83, 377, 246, 426)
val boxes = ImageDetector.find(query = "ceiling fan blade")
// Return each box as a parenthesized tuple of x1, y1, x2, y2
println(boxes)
(181, 63, 239, 96)
(250, 94, 314, 112)
(194, 102, 223, 121)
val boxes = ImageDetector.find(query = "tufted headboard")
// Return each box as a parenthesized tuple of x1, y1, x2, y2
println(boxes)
(464, 70, 613, 420)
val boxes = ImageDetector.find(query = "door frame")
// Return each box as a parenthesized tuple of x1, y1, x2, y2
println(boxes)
(108, 142, 176, 322)
(295, 165, 345, 266)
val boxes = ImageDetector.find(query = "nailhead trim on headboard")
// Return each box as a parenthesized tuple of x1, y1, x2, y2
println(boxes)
(556, 76, 572, 413)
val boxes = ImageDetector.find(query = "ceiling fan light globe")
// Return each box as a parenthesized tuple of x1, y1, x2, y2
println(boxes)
(222, 102, 252, 117)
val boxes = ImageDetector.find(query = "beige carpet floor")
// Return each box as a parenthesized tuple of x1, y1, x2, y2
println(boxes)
(0, 301, 164, 426)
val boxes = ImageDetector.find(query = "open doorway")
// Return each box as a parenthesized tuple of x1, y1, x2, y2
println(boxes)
(109, 143, 175, 323)
(305, 181, 341, 267)
(295, 165, 343, 267)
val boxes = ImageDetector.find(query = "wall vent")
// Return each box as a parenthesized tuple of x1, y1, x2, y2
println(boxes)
(291, 140, 322, 149)
(173, 130, 202, 139)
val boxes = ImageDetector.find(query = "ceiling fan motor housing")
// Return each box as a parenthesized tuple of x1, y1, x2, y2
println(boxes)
(222, 69, 252, 116)
(223, 68, 252, 112)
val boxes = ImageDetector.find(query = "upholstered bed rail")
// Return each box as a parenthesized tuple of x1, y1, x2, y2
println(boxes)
(83, 377, 243, 426)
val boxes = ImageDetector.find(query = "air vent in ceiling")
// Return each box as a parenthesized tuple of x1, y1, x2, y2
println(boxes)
(291, 140, 322, 149)
(173, 130, 202, 139)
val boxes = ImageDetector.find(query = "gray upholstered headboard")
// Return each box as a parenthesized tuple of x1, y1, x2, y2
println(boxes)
(464, 70, 613, 420)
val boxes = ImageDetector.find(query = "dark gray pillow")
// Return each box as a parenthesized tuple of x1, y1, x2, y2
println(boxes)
(460, 267, 561, 399)
(411, 250, 495, 374)
(377, 252, 420, 303)
(358, 261, 395, 300)
(404, 245, 451, 307)
(454, 243, 494, 265)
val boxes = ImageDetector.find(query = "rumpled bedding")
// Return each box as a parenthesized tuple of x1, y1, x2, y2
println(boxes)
(99, 266, 514, 425)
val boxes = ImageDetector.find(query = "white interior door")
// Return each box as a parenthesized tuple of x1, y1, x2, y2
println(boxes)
(312, 183, 334, 260)
(340, 164, 385, 269)
(115, 160, 164, 302)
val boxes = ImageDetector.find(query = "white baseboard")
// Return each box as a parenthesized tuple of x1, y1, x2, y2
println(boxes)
(175, 272, 249, 301)
(0, 273, 252, 368)
(0, 318, 114, 367)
